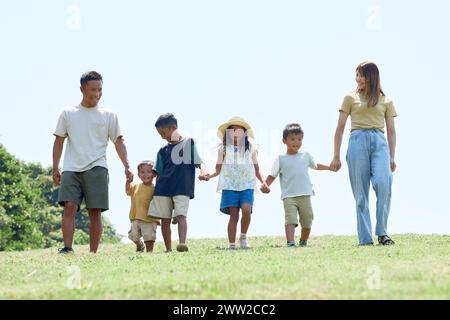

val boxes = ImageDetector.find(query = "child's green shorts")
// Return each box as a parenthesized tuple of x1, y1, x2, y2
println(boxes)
(282, 195, 314, 228)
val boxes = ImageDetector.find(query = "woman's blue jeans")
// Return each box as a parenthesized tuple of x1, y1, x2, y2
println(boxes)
(346, 129, 393, 245)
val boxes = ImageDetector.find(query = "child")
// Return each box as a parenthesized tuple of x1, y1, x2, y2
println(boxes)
(261, 123, 331, 247)
(126, 160, 160, 253)
(208, 117, 267, 250)
(149, 113, 209, 252)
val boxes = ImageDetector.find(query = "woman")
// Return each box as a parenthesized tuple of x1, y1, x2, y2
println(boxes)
(330, 61, 397, 246)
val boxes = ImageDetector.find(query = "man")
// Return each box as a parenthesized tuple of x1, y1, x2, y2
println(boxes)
(52, 71, 133, 254)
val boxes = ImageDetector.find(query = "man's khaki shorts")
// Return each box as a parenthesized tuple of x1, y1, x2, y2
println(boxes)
(58, 166, 109, 212)
(128, 220, 157, 242)
(283, 196, 314, 228)
(148, 195, 190, 219)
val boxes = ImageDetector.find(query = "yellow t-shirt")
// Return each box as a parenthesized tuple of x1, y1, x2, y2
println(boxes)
(127, 183, 160, 224)
(340, 92, 397, 132)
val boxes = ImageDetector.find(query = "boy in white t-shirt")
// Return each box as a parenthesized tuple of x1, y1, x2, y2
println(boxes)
(261, 123, 331, 247)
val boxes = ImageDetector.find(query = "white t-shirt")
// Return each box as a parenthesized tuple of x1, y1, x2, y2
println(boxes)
(270, 152, 317, 199)
(54, 104, 122, 172)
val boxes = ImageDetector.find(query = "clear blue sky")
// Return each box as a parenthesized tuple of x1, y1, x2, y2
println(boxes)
(1, 0, 449, 242)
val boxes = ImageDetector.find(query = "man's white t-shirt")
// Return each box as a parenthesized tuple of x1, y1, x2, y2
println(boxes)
(270, 152, 317, 200)
(54, 104, 122, 172)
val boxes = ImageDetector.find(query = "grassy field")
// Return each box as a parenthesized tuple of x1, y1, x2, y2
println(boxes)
(0, 234, 449, 300)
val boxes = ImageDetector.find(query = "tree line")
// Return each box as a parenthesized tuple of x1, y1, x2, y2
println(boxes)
(0, 144, 121, 251)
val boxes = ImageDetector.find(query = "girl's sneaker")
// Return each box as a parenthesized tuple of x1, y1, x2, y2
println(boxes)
(239, 236, 250, 249)
(287, 241, 296, 248)
(299, 240, 308, 247)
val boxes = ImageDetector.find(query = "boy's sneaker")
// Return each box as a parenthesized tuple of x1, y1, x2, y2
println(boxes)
(299, 240, 308, 247)
(287, 241, 296, 248)
(136, 241, 145, 253)
(58, 247, 74, 255)
(176, 244, 189, 252)
(239, 236, 250, 249)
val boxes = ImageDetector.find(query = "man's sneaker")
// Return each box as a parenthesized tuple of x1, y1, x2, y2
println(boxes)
(58, 247, 74, 255)
(299, 240, 308, 247)
(239, 237, 250, 249)
(287, 241, 296, 248)
(176, 244, 189, 252)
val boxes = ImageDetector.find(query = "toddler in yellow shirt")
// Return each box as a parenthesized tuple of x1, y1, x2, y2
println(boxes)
(126, 160, 160, 252)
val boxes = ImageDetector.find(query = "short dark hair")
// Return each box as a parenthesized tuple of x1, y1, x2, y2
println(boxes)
(80, 71, 103, 86)
(155, 113, 178, 128)
(137, 160, 155, 171)
(283, 123, 304, 139)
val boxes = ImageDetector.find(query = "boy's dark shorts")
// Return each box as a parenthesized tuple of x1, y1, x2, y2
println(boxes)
(57, 166, 109, 212)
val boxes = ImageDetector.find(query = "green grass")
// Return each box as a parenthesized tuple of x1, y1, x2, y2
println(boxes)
(0, 234, 449, 299)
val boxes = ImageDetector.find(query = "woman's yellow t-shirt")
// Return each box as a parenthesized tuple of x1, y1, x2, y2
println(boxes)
(340, 92, 397, 132)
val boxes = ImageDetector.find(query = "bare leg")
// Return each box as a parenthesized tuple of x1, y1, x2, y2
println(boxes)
(228, 207, 240, 244)
(161, 218, 172, 251)
(240, 203, 252, 235)
(301, 228, 311, 241)
(88, 208, 103, 253)
(285, 224, 296, 242)
(176, 215, 187, 244)
(145, 240, 155, 253)
(62, 202, 78, 248)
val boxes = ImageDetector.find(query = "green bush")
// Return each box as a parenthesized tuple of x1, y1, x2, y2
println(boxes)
(0, 144, 121, 251)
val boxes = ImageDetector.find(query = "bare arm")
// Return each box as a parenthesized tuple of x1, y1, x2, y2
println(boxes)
(265, 175, 276, 187)
(114, 137, 134, 182)
(252, 151, 265, 184)
(316, 163, 331, 171)
(386, 116, 397, 172)
(52, 136, 65, 186)
(330, 112, 349, 172)
(208, 149, 224, 179)
(125, 180, 131, 195)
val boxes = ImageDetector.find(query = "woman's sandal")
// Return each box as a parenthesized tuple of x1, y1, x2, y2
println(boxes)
(378, 235, 395, 245)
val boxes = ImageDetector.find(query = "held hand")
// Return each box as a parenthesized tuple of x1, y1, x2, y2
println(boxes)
(329, 159, 342, 172)
(390, 160, 397, 172)
(198, 173, 210, 181)
(53, 169, 61, 186)
(125, 167, 134, 183)
(260, 183, 270, 194)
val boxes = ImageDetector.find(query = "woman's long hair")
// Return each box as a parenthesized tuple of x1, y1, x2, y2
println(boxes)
(356, 61, 385, 107)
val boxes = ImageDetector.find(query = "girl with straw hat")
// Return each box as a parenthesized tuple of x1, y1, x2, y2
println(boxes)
(207, 117, 268, 249)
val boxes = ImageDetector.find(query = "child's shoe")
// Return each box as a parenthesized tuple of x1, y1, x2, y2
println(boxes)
(299, 239, 308, 247)
(287, 240, 296, 248)
(176, 243, 189, 252)
(239, 235, 250, 249)
(228, 243, 237, 250)
(136, 241, 145, 253)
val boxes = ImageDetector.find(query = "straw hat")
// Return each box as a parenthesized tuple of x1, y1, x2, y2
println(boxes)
(217, 116, 255, 139)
